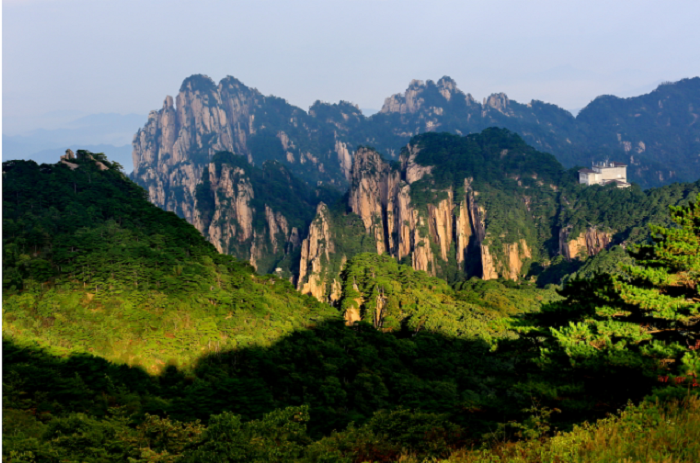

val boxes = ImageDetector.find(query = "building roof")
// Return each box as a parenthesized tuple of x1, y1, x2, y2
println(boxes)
(592, 161, 628, 169)
(578, 168, 596, 174)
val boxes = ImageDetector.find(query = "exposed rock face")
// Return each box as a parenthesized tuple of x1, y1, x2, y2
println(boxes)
(348, 147, 401, 254)
(133, 75, 355, 205)
(504, 239, 532, 280)
(344, 306, 361, 325)
(133, 78, 254, 176)
(559, 226, 613, 260)
(60, 149, 113, 171)
(297, 145, 535, 301)
(483, 93, 512, 115)
(61, 149, 75, 161)
(480, 245, 498, 280)
(193, 163, 254, 253)
(380, 79, 428, 115)
(133, 74, 700, 238)
(189, 157, 314, 275)
(335, 139, 353, 180)
(402, 143, 434, 184)
(131, 75, 362, 276)
(298, 203, 335, 301)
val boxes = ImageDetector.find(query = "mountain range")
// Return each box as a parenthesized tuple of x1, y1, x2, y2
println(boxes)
(132, 74, 700, 193)
(134, 126, 699, 308)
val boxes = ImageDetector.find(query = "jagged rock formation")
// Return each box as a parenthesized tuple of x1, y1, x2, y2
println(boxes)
(559, 226, 613, 260)
(60, 149, 79, 170)
(296, 126, 672, 303)
(297, 134, 543, 301)
(376, 77, 700, 188)
(297, 203, 336, 301)
(347, 147, 401, 255)
(58, 149, 111, 171)
(189, 152, 340, 277)
(132, 75, 359, 200)
(130, 75, 354, 274)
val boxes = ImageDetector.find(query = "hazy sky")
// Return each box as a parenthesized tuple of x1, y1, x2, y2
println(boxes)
(3, 0, 700, 133)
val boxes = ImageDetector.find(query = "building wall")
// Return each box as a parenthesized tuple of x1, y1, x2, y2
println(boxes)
(595, 166, 626, 182)
(580, 172, 602, 185)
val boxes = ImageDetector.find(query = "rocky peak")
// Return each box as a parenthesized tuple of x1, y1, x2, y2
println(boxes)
(408, 79, 426, 90)
(179, 74, 218, 94)
(559, 226, 613, 260)
(350, 147, 390, 182)
(163, 95, 174, 110)
(308, 100, 365, 130)
(380, 79, 427, 115)
(437, 76, 458, 101)
(61, 149, 75, 161)
(483, 93, 511, 114)
(59, 148, 78, 170)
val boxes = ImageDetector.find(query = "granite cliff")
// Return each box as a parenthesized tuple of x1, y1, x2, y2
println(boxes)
(297, 130, 564, 302)
(190, 151, 339, 277)
(132, 74, 361, 196)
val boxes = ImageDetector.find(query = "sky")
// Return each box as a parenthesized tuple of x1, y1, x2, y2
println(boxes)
(3, 0, 700, 135)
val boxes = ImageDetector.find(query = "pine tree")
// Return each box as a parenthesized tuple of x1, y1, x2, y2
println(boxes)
(524, 194, 700, 407)
(616, 193, 700, 375)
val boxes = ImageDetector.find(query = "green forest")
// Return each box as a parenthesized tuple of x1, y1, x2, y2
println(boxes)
(3, 150, 700, 462)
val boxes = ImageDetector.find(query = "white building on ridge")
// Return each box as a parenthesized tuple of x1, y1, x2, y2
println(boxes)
(578, 161, 630, 188)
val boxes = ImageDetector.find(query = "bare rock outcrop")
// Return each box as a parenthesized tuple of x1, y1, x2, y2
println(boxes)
(298, 203, 336, 301)
(133, 75, 354, 221)
(189, 160, 304, 273)
(298, 145, 537, 301)
(380, 79, 427, 115)
(559, 226, 613, 260)
(192, 163, 254, 254)
(483, 93, 512, 116)
(348, 147, 401, 254)
(402, 143, 433, 184)
(335, 139, 353, 180)
(480, 245, 499, 280)
(505, 239, 532, 281)
(60, 149, 75, 161)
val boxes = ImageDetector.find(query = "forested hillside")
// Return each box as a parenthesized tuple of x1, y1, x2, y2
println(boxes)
(2, 154, 335, 372)
(2, 153, 559, 460)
